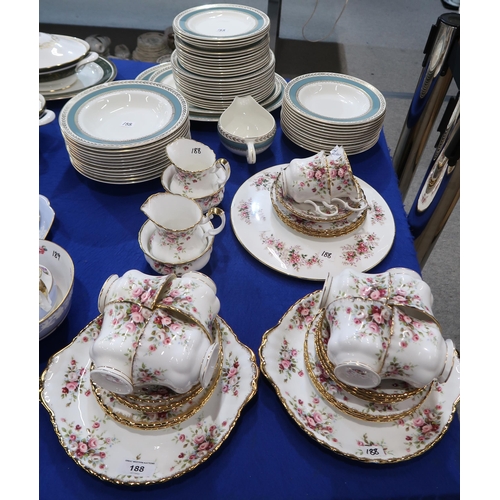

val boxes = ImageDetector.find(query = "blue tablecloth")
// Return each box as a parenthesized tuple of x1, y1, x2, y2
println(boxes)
(39, 58, 459, 499)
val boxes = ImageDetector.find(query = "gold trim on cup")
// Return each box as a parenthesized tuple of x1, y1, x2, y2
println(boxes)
(304, 313, 434, 423)
(313, 308, 426, 404)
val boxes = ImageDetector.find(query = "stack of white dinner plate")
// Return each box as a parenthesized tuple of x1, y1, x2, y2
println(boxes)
(58, 80, 190, 184)
(171, 4, 278, 114)
(281, 72, 387, 155)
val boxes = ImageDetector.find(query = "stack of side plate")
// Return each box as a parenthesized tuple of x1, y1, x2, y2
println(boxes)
(136, 61, 286, 123)
(58, 80, 190, 184)
(171, 3, 278, 114)
(281, 72, 386, 155)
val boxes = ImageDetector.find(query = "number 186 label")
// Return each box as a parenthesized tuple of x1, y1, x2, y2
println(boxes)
(119, 459, 156, 477)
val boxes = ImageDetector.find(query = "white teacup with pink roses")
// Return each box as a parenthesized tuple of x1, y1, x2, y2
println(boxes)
(89, 270, 221, 396)
(321, 268, 455, 389)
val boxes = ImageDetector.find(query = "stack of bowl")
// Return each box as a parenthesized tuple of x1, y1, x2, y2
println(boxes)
(170, 4, 277, 114)
(58, 80, 191, 184)
(270, 147, 369, 238)
(39, 240, 75, 340)
(39, 32, 98, 94)
(88, 270, 224, 430)
(281, 72, 386, 155)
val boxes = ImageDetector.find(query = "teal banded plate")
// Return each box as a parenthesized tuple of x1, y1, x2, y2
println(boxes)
(59, 80, 189, 149)
(285, 72, 386, 126)
(135, 62, 171, 81)
(173, 4, 269, 43)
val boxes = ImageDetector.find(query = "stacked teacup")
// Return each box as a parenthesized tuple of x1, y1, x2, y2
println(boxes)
(89, 269, 223, 429)
(161, 137, 231, 211)
(303, 268, 457, 424)
(270, 146, 369, 237)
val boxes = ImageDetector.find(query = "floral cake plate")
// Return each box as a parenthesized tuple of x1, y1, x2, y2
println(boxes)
(231, 165, 395, 280)
(258, 290, 460, 463)
(39, 315, 258, 485)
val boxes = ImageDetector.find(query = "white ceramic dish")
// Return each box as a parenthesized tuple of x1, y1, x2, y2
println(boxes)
(231, 165, 395, 280)
(59, 80, 189, 149)
(39, 32, 92, 71)
(173, 4, 270, 44)
(259, 290, 460, 463)
(39, 239, 75, 340)
(40, 314, 258, 484)
(41, 57, 117, 101)
(39, 195, 55, 239)
(284, 73, 386, 125)
(139, 219, 216, 276)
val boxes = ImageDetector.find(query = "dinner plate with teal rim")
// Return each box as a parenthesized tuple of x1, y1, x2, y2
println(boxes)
(285, 73, 386, 125)
(173, 4, 269, 43)
(59, 80, 189, 149)
(149, 64, 176, 88)
(135, 62, 171, 81)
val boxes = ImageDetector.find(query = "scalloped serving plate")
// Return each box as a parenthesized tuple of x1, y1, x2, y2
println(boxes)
(40, 315, 258, 485)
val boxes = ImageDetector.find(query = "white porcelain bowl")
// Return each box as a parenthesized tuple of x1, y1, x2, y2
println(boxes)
(39, 239, 75, 340)
(39, 33, 98, 91)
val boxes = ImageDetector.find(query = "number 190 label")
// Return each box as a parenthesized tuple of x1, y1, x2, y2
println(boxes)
(119, 459, 156, 477)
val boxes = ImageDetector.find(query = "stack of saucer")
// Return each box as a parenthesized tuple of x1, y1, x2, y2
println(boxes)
(281, 72, 386, 155)
(171, 4, 277, 113)
(132, 32, 172, 62)
(270, 148, 369, 238)
(58, 80, 190, 184)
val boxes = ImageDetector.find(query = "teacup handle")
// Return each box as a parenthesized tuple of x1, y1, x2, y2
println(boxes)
(214, 158, 231, 186)
(75, 51, 99, 72)
(245, 140, 256, 164)
(39, 109, 56, 127)
(202, 207, 226, 236)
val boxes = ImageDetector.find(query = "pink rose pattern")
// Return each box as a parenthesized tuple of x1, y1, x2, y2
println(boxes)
(108, 276, 165, 310)
(396, 402, 444, 452)
(288, 295, 318, 332)
(250, 171, 278, 191)
(171, 419, 228, 471)
(148, 227, 195, 261)
(292, 158, 331, 199)
(221, 356, 241, 396)
(286, 393, 339, 443)
(260, 232, 323, 271)
(370, 201, 386, 225)
(77, 317, 102, 344)
(341, 233, 380, 266)
(101, 302, 151, 363)
(277, 339, 300, 382)
(61, 357, 92, 406)
(59, 416, 119, 471)
(160, 280, 217, 333)
(237, 198, 266, 224)
(174, 170, 207, 195)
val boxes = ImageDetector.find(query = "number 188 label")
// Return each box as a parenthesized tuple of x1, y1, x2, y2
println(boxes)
(119, 459, 156, 477)
(362, 445, 385, 457)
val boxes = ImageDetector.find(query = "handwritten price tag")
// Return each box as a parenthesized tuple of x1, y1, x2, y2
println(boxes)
(362, 445, 385, 457)
(119, 459, 156, 477)
(121, 122, 134, 127)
